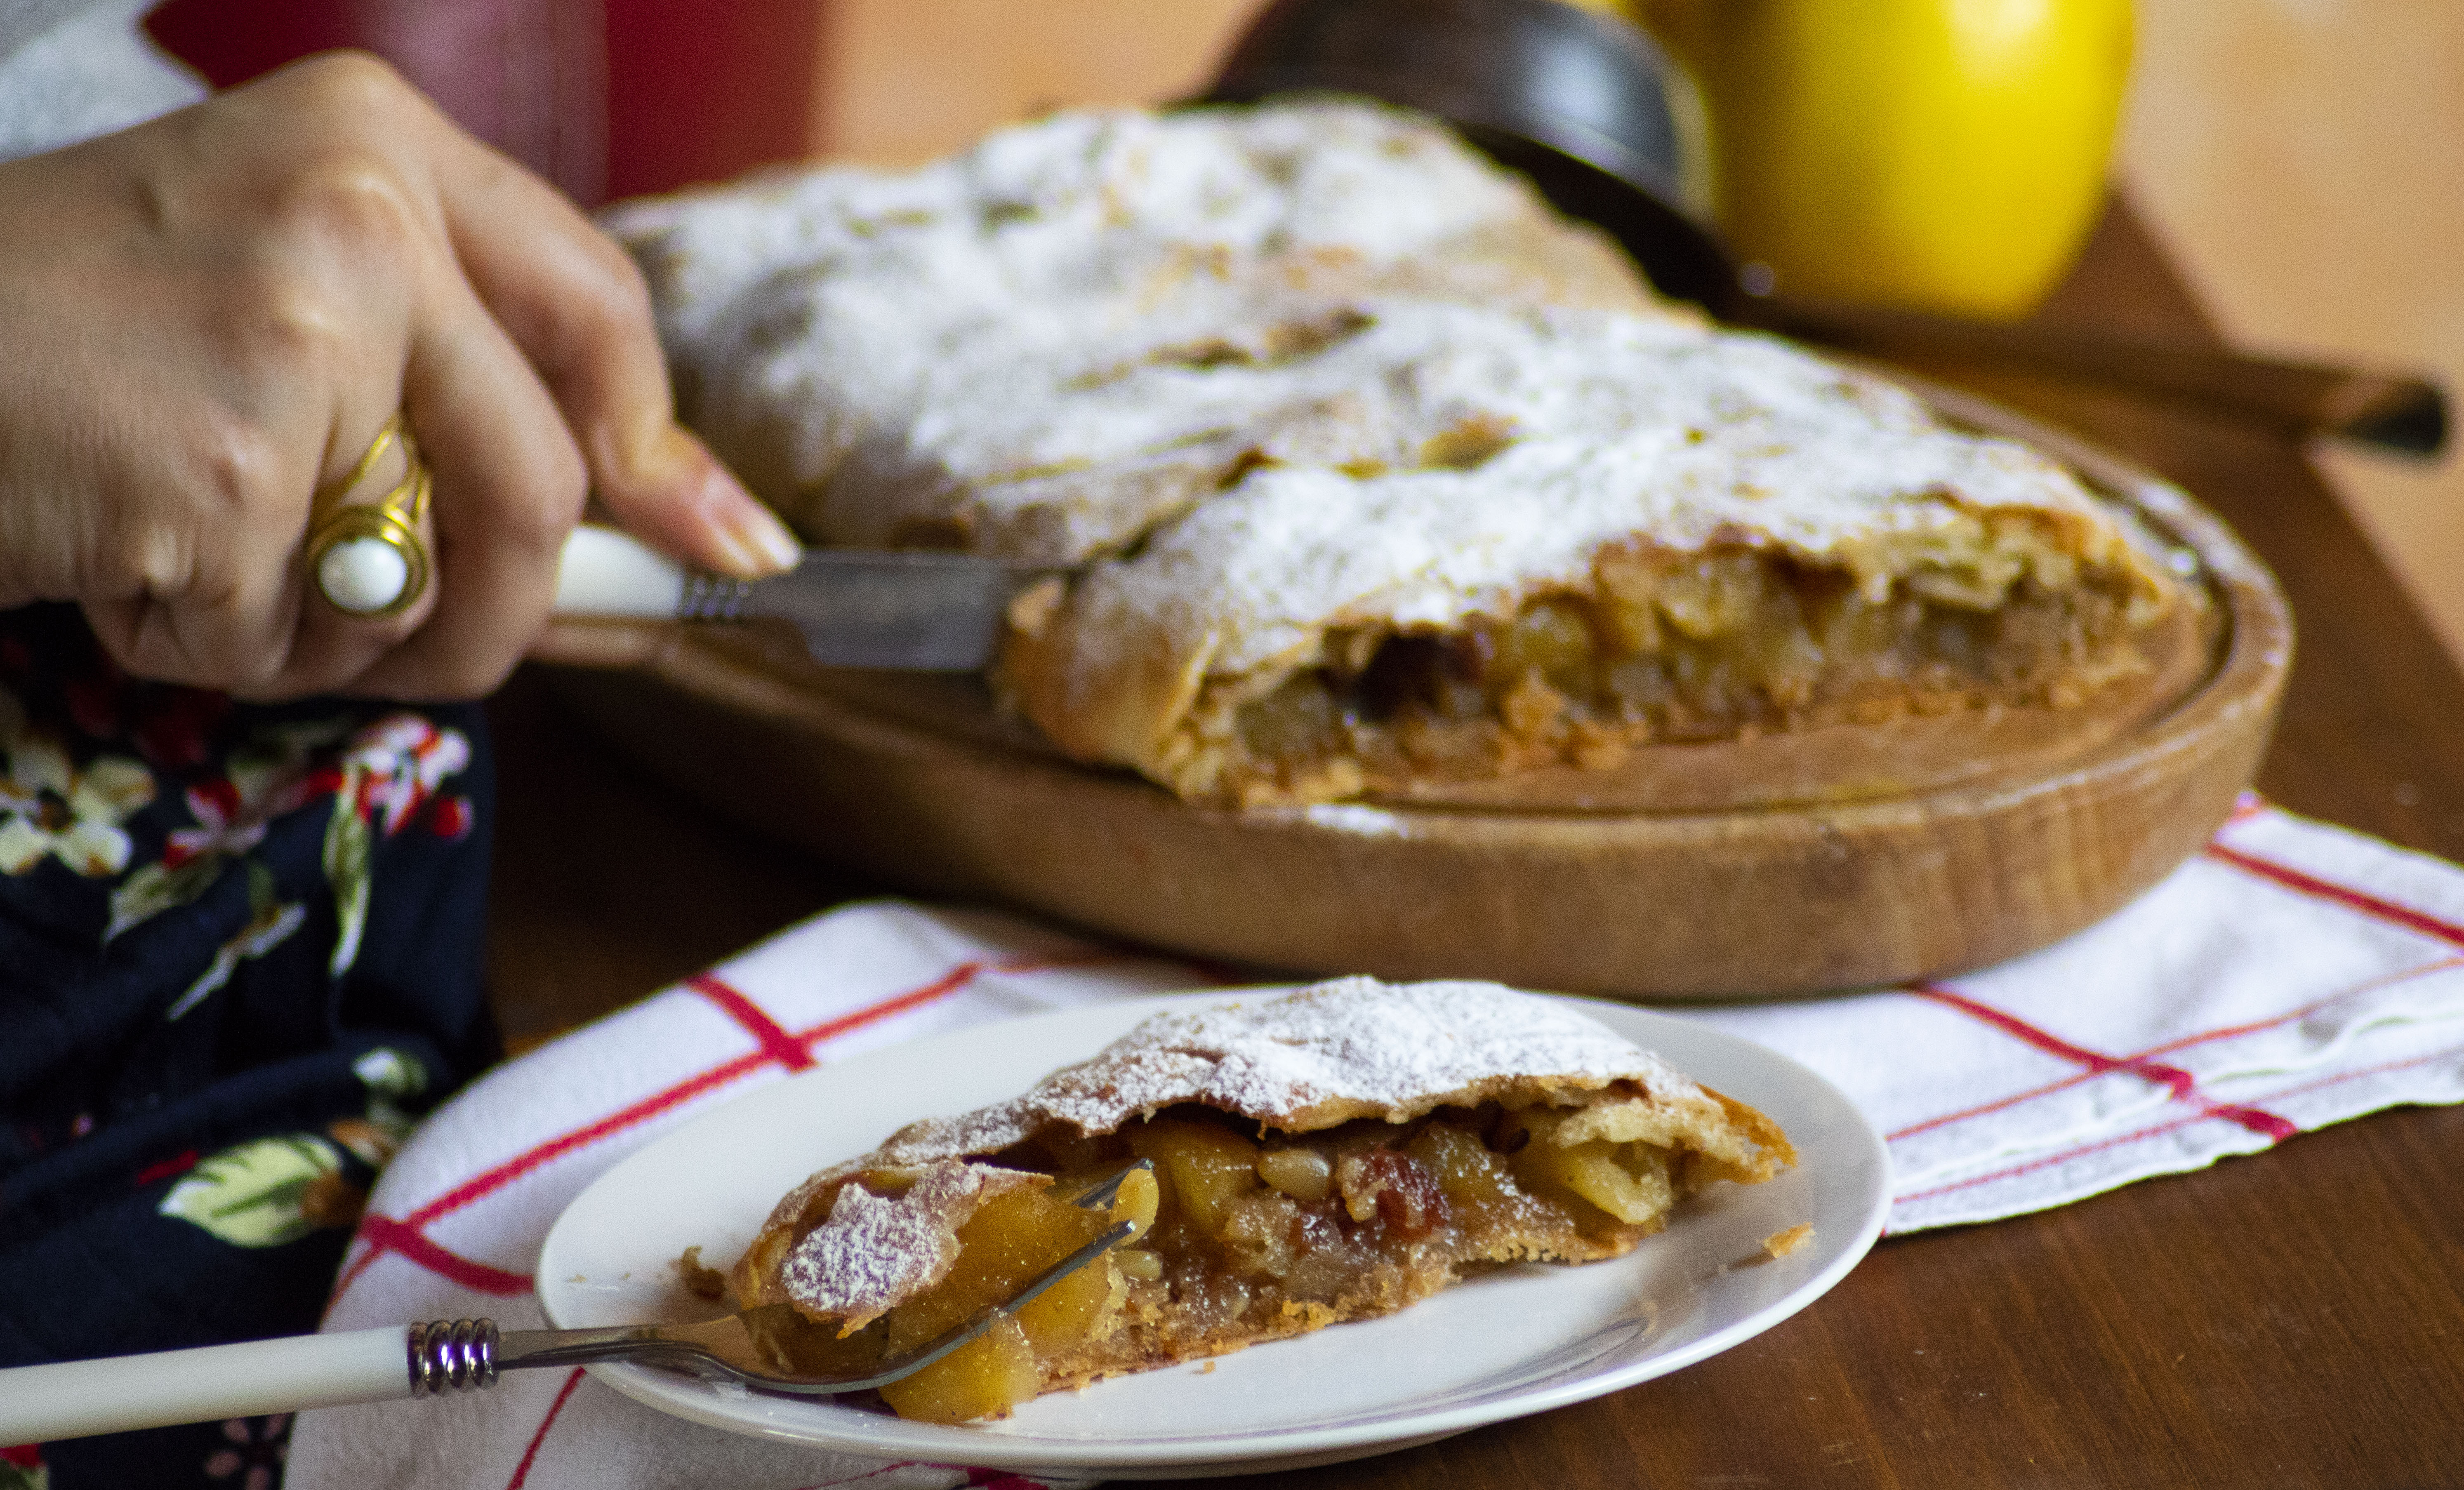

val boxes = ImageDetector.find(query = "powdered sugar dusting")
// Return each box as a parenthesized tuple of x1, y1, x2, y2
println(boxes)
(1297, 803, 1413, 837)
(779, 1159, 1035, 1321)
(606, 100, 1531, 357)
(604, 99, 1663, 561)
(1054, 307, 2133, 682)
(1100, 977, 1692, 1120)
(865, 977, 1700, 1168)
(609, 100, 2125, 592)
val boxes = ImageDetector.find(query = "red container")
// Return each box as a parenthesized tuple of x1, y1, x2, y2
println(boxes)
(144, 0, 822, 205)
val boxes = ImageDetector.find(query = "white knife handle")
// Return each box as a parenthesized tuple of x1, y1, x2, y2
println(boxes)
(551, 524, 688, 618)
(0, 1326, 413, 1443)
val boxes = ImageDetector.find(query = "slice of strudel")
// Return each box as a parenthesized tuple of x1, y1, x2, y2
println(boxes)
(609, 98, 2187, 809)
(722, 977, 1794, 1424)
(999, 308, 2186, 806)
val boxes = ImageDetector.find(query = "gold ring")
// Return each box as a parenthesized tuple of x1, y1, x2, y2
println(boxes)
(309, 415, 432, 617)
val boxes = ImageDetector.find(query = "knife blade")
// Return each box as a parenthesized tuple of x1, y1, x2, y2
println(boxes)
(549, 524, 1051, 670)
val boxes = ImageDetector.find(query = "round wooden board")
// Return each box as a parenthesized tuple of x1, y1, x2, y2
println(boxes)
(544, 392, 2290, 1000)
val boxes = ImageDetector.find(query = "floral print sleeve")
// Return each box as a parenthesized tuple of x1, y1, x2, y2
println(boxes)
(0, 606, 499, 1490)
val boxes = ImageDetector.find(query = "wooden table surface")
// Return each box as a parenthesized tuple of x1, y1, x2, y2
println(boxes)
(482, 200, 2464, 1488)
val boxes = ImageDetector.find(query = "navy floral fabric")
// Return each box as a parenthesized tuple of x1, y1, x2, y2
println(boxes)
(0, 604, 499, 1490)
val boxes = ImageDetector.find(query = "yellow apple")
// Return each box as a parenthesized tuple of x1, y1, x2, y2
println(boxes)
(1624, 0, 2135, 319)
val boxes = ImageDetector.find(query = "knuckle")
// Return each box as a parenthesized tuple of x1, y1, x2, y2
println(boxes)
(101, 512, 197, 600)
(282, 52, 422, 126)
(186, 414, 291, 528)
(221, 158, 430, 377)
(579, 232, 655, 323)
(268, 148, 427, 265)
(543, 236, 658, 370)
(493, 443, 589, 550)
(221, 265, 353, 382)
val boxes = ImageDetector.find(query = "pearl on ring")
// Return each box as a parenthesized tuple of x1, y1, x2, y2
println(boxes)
(317, 534, 415, 614)
(307, 416, 432, 618)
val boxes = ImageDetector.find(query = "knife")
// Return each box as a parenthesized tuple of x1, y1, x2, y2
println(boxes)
(549, 524, 1049, 670)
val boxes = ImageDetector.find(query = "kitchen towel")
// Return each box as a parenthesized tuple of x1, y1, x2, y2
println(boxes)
(287, 795, 2464, 1489)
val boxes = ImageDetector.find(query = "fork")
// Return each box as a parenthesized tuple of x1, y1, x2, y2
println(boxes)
(0, 1160, 1149, 1443)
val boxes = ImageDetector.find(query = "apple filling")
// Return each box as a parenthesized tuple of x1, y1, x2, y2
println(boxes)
(1206, 538, 2168, 805)
(740, 1100, 1729, 1423)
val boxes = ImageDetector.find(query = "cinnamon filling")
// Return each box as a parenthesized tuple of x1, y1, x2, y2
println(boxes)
(1209, 540, 2162, 805)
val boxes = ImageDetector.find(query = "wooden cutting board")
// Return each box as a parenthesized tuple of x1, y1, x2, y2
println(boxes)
(544, 389, 2290, 1000)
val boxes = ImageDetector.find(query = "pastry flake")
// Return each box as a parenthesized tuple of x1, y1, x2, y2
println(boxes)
(726, 977, 1794, 1423)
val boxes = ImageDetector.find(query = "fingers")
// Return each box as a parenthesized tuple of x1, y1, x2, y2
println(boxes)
(54, 57, 449, 699)
(78, 407, 321, 694)
(342, 272, 588, 701)
(417, 113, 799, 578)
(590, 424, 800, 579)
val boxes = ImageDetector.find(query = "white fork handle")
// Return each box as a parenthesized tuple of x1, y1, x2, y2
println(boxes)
(0, 1326, 411, 1443)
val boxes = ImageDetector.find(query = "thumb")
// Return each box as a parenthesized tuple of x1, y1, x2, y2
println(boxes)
(594, 420, 802, 578)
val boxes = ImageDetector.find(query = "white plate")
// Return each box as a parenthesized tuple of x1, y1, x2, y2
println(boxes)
(538, 992, 1889, 1478)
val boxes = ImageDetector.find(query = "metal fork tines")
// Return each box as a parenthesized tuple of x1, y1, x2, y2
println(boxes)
(412, 1157, 1152, 1399)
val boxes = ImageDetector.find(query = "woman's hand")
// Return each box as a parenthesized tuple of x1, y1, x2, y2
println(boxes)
(0, 51, 799, 701)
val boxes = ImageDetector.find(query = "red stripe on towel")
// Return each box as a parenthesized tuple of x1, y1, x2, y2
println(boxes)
(330, 1047, 773, 1299)
(331, 954, 1015, 1302)
(2241, 1041, 2464, 1108)
(2134, 956, 2464, 1058)
(429, 949, 1131, 1229)
(1888, 956, 2464, 1140)
(1891, 1042, 2464, 1214)
(793, 961, 986, 1046)
(1893, 1110, 2217, 1207)
(408, 1050, 773, 1225)
(1912, 984, 2296, 1140)
(353, 1214, 532, 1295)
(686, 972, 815, 1071)
(2205, 843, 2464, 948)
(405, 949, 1037, 1223)
(503, 1368, 586, 1490)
